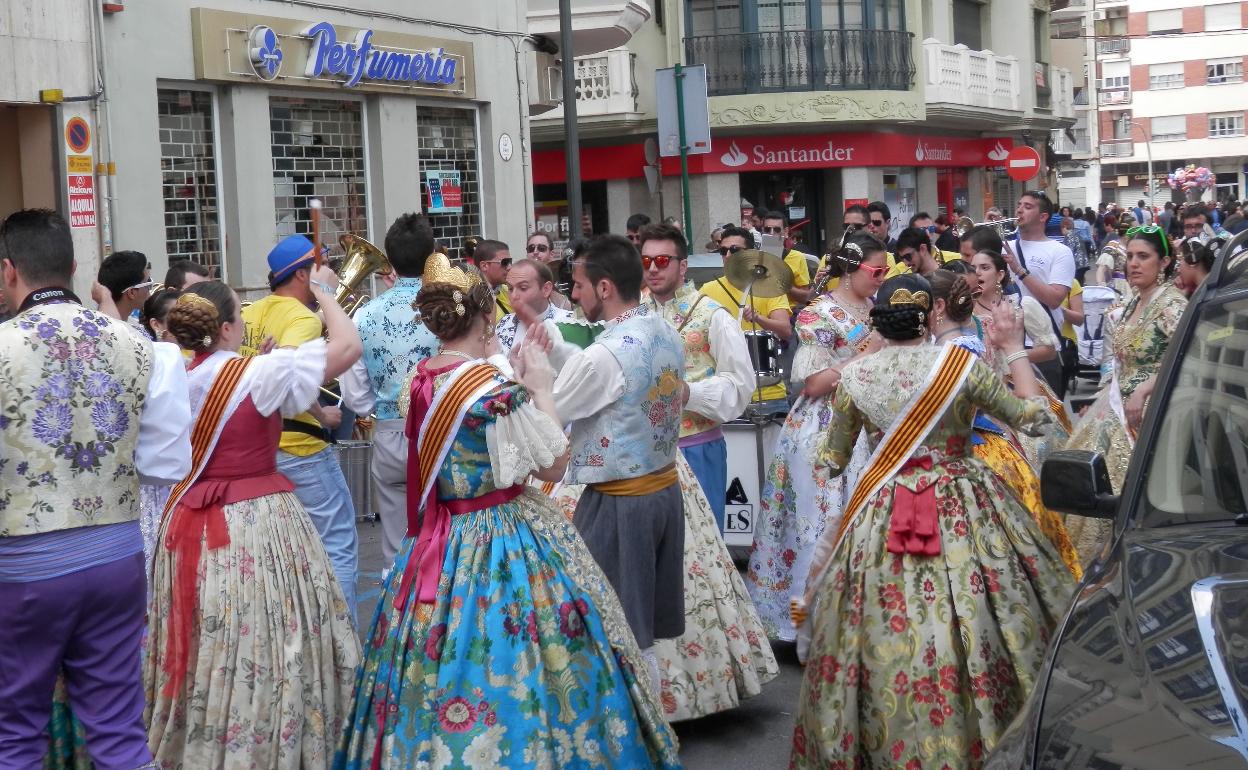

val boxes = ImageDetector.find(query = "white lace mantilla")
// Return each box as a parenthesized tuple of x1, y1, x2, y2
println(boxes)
(486, 400, 569, 487)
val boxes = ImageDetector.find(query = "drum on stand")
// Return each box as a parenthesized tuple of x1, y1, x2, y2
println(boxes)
(335, 439, 376, 523)
(744, 330, 783, 387)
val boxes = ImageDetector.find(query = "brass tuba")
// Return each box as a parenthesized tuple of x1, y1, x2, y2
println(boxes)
(335, 233, 393, 315)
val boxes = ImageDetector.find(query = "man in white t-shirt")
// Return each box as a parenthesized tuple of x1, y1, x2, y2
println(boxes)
(1003, 190, 1075, 396)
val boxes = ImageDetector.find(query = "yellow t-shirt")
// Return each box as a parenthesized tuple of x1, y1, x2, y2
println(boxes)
(241, 294, 326, 457)
(782, 249, 812, 309)
(493, 284, 512, 322)
(699, 277, 791, 402)
(1060, 279, 1083, 342)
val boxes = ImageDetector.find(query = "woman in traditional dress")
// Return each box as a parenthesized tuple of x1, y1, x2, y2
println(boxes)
(927, 269, 1080, 578)
(554, 450, 780, 722)
(144, 279, 362, 769)
(745, 232, 885, 642)
(1064, 226, 1187, 564)
(1175, 236, 1219, 298)
(335, 255, 680, 769)
(790, 274, 1076, 770)
(969, 248, 1069, 466)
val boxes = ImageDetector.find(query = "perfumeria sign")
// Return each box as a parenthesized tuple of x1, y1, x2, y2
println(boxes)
(247, 23, 459, 88)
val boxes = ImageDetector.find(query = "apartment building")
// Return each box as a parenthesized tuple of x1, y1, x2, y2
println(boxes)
(531, 0, 1074, 252)
(1053, 0, 1248, 209)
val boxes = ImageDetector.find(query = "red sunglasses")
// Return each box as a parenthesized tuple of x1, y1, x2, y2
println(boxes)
(856, 263, 887, 279)
(642, 254, 679, 270)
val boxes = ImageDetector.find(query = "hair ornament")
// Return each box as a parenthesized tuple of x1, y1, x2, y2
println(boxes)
(453, 289, 465, 317)
(176, 292, 218, 317)
(202, 334, 213, 347)
(422, 252, 481, 293)
(837, 242, 864, 265)
(889, 288, 931, 310)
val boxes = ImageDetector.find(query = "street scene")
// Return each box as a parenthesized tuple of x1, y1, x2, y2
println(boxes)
(1, 0, 1247, 769)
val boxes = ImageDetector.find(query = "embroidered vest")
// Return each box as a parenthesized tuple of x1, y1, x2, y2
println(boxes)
(566, 307, 684, 484)
(652, 284, 724, 438)
(0, 303, 153, 536)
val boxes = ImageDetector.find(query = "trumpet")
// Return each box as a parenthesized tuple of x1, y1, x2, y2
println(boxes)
(957, 216, 1019, 240)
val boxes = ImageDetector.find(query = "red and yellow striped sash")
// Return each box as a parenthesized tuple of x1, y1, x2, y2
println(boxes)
(161, 356, 253, 520)
(1041, 383, 1073, 434)
(833, 345, 975, 549)
(416, 363, 500, 501)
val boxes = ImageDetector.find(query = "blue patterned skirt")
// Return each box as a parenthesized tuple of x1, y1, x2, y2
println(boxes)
(334, 489, 681, 769)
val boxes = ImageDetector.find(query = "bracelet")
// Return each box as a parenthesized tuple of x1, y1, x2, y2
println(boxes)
(311, 279, 336, 295)
(1004, 350, 1029, 365)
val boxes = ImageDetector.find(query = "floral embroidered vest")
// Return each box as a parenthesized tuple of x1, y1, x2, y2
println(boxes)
(0, 303, 153, 536)
(567, 306, 684, 484)
(651, 283, 724, 439)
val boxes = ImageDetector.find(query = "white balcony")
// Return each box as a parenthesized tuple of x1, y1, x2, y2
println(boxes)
(527, 0, 651, 57)
(1099, 88, 1132, 106)
(537, 48, 641, 122)
(1101, 140, 1135, 157)
(923, 39, 1020, 113)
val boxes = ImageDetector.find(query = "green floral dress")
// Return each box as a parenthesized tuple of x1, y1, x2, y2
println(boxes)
(790, 345, 1076, 770)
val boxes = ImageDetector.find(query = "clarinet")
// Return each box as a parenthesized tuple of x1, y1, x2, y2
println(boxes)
(810, 224, 863, 296)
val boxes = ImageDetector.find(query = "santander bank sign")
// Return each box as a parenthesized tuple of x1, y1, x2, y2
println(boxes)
(692, 133, 1012, 174)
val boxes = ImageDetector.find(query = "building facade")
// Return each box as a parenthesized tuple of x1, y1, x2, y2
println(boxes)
(532, 0, 1075, 252)
(1053, 0, 1248, 209)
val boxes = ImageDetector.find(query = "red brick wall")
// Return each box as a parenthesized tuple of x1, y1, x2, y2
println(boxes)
(1131, 64, 1149, 91)
(1187, 113, 1209, 139)
(1243, 1, 1248, 29)
(1185, 59, 1206, 87)
(1135, 116, 1151, 140)
(1182, 6, 1204, 33)
(1127, 10, 1147, 36)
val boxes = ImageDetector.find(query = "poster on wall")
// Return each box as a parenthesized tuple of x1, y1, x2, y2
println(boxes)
(425, 170, 463, 214)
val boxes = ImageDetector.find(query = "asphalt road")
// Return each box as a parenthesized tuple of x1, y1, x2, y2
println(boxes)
(353, 518, 803, 769)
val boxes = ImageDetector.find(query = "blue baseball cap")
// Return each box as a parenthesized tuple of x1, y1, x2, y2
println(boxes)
(267, 235, 317, 288)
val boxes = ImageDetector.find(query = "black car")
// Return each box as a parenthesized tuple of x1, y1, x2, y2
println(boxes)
(986, 231, 1248, 769)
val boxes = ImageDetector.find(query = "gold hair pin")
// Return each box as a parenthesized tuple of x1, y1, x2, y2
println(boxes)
(422, 252, 481, 293)
(176, 293, 218, 316)
(889, 288, 931, 310)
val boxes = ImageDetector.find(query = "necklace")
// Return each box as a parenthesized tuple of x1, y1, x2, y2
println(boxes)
(440, 348, 478, 360)
(832, 290, 870, 319)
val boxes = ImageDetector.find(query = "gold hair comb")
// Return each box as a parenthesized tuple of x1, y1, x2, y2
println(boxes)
(422, 252, 481, 293)
(889, 288, 931, 310)
(176, 293, 218, 316)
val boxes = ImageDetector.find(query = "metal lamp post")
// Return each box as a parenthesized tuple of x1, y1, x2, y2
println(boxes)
(559, 0, 583, 241)
(1123, 118, 1155, 213)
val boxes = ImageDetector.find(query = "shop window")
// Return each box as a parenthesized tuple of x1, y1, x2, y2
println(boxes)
(1147, 9, 1182, 35)
(1150, 115, 1185, 142)
(417, 106, 482, 251)
(158, 89, 222, 278)
(1208, 112, 1245, 138)
(1205, 3, 1240, 32)
(270, 97, 368, 255)
(952, 0, 984, 50)
(1149, 62, 1184, 90)
(1207, 58, 1243, 85)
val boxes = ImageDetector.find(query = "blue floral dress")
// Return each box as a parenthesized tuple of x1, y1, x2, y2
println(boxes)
(334, 363, 681, 770)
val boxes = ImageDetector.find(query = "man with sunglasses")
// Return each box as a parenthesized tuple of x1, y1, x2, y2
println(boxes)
(625, 212, 652, 246)
(97, 250, 153, 335)
(760, 210, 813, 309)
(641, 223, 753, 530)
(699, 225, 793, 404)
(470, 239, 513, 321)
(866, 201, 895, 250)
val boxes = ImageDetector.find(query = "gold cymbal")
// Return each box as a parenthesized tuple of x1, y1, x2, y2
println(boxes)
(723, 249, 794, 299)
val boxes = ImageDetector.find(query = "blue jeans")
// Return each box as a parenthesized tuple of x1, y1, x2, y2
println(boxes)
(277, 448, 358, 624)
(682, 437, 728, 532)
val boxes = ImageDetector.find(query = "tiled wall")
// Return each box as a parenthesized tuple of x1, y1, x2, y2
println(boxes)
(270, 96, 368, 258)
(158, 89, 222, 276)
(417, 106, 482, 252)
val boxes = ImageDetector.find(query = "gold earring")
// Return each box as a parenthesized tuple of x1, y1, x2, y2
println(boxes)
(482, 322, 496, 343)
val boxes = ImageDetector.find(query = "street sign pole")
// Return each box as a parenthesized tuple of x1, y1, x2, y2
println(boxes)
(558, 0, 583, 240)
(674, 63, 693, 238)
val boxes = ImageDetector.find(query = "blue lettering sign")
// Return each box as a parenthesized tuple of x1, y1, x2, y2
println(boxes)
(301, 21, 458, 89)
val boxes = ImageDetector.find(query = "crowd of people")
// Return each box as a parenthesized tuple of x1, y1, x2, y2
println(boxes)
(0, 179, 1229, 769)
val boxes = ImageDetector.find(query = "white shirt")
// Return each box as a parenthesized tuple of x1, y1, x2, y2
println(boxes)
(1012, 235, 1075, 328)
(137, 341, 193, 486)
(340, 357, 375, 417)
(498, 302, 576, 357)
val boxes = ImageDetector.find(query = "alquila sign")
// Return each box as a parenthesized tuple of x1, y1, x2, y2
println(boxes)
(191, 8, 475, 98)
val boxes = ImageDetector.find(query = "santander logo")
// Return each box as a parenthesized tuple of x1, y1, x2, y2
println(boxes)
(915, 141, 953, 162)
(987, 141, 1009, 162)
(720, 141, 749, 168)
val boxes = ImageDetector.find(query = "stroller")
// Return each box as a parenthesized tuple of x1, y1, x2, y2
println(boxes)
(1074, 284, 1119, 396)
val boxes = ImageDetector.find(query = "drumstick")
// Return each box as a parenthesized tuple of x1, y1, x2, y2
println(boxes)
(310, 198, 323, 268)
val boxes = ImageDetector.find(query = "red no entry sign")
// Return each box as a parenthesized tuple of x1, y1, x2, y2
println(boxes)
(1006, 145, 1042, 182)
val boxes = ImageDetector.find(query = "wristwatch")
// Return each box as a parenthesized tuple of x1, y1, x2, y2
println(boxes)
(1017, 269, 1031, 280)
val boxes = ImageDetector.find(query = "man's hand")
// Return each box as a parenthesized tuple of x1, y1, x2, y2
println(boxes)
(91, 282, 122, 320)
(742, 306, 764, 324)
(310, 264, 339, 294)
(1001, 240, 1024, 275)
(525, 320, 553, 354)
(318, 405, 343, 431)
(257, 335, 277, 355)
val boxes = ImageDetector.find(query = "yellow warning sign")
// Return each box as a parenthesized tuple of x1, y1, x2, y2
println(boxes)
(67, 155, 93, 174)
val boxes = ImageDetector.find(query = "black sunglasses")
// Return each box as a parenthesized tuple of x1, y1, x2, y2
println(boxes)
(718, 245, 746, 257)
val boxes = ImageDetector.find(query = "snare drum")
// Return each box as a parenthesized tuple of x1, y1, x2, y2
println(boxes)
(744, 330, 783, 387)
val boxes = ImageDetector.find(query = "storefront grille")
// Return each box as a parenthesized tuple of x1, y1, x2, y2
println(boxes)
(418, 107, 481, 251)
(158, 89, 221, 277)
(270, 97, 368, 258)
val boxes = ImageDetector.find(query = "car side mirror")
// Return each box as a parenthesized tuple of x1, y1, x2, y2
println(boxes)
(1041, 450, 1119, 519)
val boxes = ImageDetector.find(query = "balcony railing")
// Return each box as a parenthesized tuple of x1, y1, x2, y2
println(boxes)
(540, 47, 639, 120)
(1097, 37, 1130, 56)
(923, 40, 1019, 111)
(1100, 140, 1134, 157)
(1099, 88, 1131, 105)
(684, 28, 915, 96)
(1051, 127, 1092, 155)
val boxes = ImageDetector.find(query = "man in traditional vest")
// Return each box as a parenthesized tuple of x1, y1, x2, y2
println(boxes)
(524, 234, 687, 671)
(639, 223, 753, 531)
(0, 209, 192, 769)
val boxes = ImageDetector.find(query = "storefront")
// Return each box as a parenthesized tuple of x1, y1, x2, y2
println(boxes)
(534, 131, 1014, 253)
(103, 3, 531, 289)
